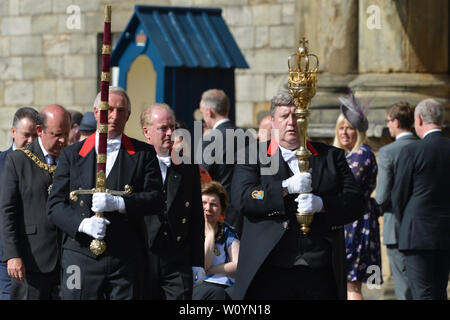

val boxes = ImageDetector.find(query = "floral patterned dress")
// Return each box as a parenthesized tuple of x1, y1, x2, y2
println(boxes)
(344, 144, 383, 284)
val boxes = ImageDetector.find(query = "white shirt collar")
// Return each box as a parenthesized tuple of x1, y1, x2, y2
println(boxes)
(395, 132, 413, 140)
(157, 152, 171, 184)
(38, 136, 49, 157)
(213, 118, 230, 130)
(95, 131, 122, 154)
(94, 132, 122, 178)
(423, 128, 442, 138)
(278, 145, 297, 161)
(278, 145, 300, 175)
(157, 152, 171, 166)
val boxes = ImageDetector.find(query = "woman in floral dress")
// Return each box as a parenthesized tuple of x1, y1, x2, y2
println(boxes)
(333, 91, 382, 300)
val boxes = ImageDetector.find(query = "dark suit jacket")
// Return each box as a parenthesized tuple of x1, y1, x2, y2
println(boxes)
(201, 120, 238, 195)
(0, 145, 13, 174)
(145, 162, 204, 267)
(392, 131, 450, 251)
(0, 139, 58, 273)
(201, 120, 248, 234)
(375, 134, 417, 245)
(0, 145, 13, 262)
(47, 134, 164, 259)
(230, 140, 365, 300)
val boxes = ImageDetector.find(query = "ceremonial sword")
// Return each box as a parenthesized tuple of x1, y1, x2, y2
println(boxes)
(69, 5, 132, 255)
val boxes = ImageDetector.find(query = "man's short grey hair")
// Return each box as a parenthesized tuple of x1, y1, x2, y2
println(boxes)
(201, 89, 230, 116)
(140, 103, 175, 128)
(270, 91, 295, 117)
(415, 98, 444, 125)
(93, 86, 131, 112)
(12, 106, 40, 128)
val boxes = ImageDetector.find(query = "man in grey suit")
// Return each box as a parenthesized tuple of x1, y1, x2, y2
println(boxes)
(375, 102, 416, 300)
(392, 98, 450, 300)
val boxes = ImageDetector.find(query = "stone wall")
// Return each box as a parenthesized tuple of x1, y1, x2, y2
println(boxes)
(293, 0, 450, 142)
(0, 0, 449, 150)
(0, 0, 297, 149)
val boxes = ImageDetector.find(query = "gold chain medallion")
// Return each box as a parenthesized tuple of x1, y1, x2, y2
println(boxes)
(19, 148, 57, 194)
(19, 148, 57, 175)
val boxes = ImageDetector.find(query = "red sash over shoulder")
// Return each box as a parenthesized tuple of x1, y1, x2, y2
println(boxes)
(267, 138, 319, 156)
(79, 133, 135, 157)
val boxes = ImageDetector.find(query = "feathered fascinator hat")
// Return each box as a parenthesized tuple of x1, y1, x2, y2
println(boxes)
(339, 89, 369, 132)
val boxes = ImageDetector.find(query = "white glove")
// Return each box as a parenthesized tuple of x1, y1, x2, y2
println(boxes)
(192, 266, 205, 284)
(283, 172, 312, 194)
(91, 193, 126, 213)
(78, 216, 111, 239)
(295, 193, 323, 213)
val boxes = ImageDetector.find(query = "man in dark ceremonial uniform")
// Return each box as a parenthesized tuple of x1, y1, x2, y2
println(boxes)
(141, 103, 204, 300)
(230, 91, 365, 300)
(47, 87, 163, 299)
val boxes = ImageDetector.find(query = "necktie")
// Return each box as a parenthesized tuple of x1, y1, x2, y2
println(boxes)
(280, 148, 297, 163)
(279, 147, 300, 175)
(107, 139, 121, 153)
(158, 155, 172, 168)
(46, 154, 56, 166)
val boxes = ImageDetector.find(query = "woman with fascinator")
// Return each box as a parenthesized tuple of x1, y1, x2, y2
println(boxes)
(333, 89, 382, 300)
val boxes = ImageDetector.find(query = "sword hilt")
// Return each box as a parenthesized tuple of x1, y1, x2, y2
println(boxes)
(69, 185, 133, 202)
(69, 184, 133, 255)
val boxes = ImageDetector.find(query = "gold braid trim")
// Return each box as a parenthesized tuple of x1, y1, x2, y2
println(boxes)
(19, 148, 57, 176)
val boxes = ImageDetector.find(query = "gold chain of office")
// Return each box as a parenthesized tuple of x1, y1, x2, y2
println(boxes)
(19, 148, 57, 176)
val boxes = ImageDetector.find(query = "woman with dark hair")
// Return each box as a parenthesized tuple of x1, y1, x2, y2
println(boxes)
(192, 181, 240, 300)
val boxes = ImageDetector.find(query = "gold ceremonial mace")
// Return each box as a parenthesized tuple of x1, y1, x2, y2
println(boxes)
(69, 6, 131, 255)
(287, 37, 319, 234)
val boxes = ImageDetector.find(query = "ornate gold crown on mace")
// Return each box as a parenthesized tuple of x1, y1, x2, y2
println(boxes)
(287, 37, 319, 234)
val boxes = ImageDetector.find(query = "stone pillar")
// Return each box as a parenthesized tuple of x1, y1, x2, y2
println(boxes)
(295, 0, 358, 74)
(356, 0, 449, 138)
(359, 0, 448, 73)
(290, 0, 449, 140)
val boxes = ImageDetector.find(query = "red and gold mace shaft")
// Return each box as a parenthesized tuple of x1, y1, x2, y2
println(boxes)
(97, 5, 112, 184)
(89, 5, 111, 255)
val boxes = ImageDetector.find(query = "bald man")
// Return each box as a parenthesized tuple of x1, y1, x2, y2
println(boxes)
(257, 115, 272, 142)
(0, 104, 71, 300)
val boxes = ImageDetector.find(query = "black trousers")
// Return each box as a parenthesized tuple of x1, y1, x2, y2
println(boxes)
(60, 248, 144, 300)
(10, 267, 60, 300)
(245, 264, 338, 300)
(147, 249, 193, 300)
(403, 249, 450, 300)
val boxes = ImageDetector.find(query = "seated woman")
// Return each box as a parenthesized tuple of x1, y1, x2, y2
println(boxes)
(192, 181, 240, 300)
